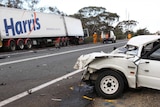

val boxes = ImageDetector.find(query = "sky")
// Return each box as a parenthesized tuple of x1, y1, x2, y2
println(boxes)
(38, 0, 160, 33)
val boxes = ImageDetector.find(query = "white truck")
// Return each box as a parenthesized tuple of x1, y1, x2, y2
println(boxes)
(74, 35, 160, 99)
(0, 7, 84, 51)
(101, 30, 116, 43)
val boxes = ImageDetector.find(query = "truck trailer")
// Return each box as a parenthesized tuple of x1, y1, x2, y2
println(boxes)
(0, 7, 84, 51)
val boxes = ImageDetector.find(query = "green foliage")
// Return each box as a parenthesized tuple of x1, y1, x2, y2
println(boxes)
(2, 0, 23, 9)
(70, 6, 142, 39)
(84, 36, 93, 43)
(134, 28, 150, 36)
(71, 6, 119, 36)
(116, 20, 138, 32)
(0, 0, 39, 10)
(114, 28, 126, 39)
(24, 0, 39, 11)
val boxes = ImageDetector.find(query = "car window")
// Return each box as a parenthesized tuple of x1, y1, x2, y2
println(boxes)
(125, 45, 138, 56)
(149, 48, 160, 60)
(141, 41, 160, 57)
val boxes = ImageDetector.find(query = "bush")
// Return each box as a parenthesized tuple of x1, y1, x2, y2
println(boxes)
(116, 35, 126, 39)
(84, 36, 93, 44)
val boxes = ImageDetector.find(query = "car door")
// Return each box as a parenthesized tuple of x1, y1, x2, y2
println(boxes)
(137, 45, 160, 90)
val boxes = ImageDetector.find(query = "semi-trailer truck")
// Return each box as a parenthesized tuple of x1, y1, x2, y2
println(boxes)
(0, 7, 84, 51)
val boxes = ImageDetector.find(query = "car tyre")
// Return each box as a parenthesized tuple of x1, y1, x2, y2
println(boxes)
(95, 71, 124, 99)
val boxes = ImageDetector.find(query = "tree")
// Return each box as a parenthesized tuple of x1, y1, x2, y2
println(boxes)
(116, 20, 138, 32)
(0, 0, 64, 15)
(135, 28, 150, 36)
(2, 0, 23, 9)
(24, 0, 39, 11)
(48, 7, 66, 15)
(70, 6, 119, 36)
(0, 0, 39, 10)
(114, 24, 125, 39)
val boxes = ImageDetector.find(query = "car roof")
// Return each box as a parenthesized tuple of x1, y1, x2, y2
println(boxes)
(127, 35, 160, 47)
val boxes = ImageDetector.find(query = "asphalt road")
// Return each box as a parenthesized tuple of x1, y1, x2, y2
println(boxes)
(1, 40, 159, 107)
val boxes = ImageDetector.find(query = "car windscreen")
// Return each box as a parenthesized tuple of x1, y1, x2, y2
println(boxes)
(113, 45, 138, 56)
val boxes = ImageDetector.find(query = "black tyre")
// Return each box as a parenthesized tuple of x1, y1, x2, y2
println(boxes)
(95, 71, 124, 99)
(17, 40, 24, 50)
(9, 40, 16, 51)
(25, 39, 32, 49)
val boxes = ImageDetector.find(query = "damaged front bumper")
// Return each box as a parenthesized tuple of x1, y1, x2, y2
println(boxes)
(80, 67, 98, 83)
(74, 52, 109, 82)
(81, 67, 89, 80)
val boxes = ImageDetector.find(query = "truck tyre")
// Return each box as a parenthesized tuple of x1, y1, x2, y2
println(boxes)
(25, 39, 32, 49)
(102, 40, 105, 44)
(95, 71, 124, 99)
(112, 39, 116, 43)
(9, 40, 16, 51)
(112, 40, 114, 43)
(17, 39, 24, 50)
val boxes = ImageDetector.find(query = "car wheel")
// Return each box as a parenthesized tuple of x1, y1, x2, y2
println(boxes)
(95, 71, 124, 99)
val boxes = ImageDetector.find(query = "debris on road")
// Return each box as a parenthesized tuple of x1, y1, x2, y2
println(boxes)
(27, 90, 32, 94)
(42, 64, 47, 66)
(82, 95, 94, 101)
(51, 98, 62, 102)
(66, 76, 72, 79)
(70, 86, 74, 90)
(104, 99, 116, 103)
(0, 82, 6, 86)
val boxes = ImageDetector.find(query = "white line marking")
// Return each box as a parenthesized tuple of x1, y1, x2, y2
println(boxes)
(0, 41, 126, 106)
(0, 69, 83, 107)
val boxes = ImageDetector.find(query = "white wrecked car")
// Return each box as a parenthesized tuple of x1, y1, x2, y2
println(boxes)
(74, 35, 160, 99)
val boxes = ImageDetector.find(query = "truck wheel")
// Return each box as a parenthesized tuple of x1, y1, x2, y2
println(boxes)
(95, 71, 124, 99)
(9, 40, 16, 51)
(25, 39, 32, 49)
(103, 40, 105, 44)
(112, 40, 116, 43)
(17, 39, 24, 50)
